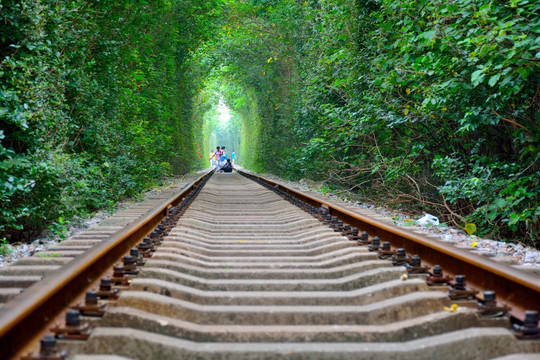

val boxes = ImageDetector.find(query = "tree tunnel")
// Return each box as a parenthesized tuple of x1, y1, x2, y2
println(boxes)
(1, 0, 538, 244)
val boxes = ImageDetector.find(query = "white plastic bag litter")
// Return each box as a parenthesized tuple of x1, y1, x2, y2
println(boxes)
(417, 213, 439, 226)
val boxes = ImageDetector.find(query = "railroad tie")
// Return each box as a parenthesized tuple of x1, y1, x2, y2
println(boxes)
(4, 171, 539, 359)
(73, 172, 539, 359)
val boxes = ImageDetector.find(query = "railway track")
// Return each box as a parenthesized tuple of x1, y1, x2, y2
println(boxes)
(0, 170, 539, 359)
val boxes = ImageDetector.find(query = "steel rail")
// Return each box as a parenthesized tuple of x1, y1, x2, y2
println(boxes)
(239, 170, 540, 321)
(0, 170, 213, 359)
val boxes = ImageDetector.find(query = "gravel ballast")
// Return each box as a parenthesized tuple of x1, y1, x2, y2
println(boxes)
(0, 173, 202, 268)
(251, 171, 540, 274)
(2, 169, 539, 274)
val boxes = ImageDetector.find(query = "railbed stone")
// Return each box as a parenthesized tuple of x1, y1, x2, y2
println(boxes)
(167, 227, 341, 242)
(14, 256, 72, 265)
(100, 306, 494, 342)
(114, 291, 450, 326)
(0, 275, 42, 287)
(72, 356, 134, 360)
(0, 288, 23, 302)
(140, 266, 405, 291)
(162, 235, 347, 249)
(129, 278, 429, 306)
(156, 240, 357, 256)
(0, 265, 61, 276)
(149, 247, 374, 265)
(53, 239, 103, 246)
(142, 259, 391, 279)
(84, 327, 540, 360)
(149, 250, 377, 269)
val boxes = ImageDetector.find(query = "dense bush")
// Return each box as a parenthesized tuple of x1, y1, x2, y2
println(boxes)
(1, 0, 538, 246)
(193, 0, 539, 245)
(0, 0, 216, 241)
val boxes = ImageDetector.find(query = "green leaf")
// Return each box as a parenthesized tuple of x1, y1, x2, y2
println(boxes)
(471, 69, 485, 85)
(508, 213, 520, 225)
(422, 30, 436, 42)
(464, 223, 477, 235)
(488, 73, 501, 87)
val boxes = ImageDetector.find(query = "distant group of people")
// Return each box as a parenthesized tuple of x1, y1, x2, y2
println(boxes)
(209, 146, 236, 173)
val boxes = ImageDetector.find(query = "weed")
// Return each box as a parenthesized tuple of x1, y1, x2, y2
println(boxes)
(317, 184, 332, 195)
(0, 237, 13, 256)
(48, 217, 69, 241)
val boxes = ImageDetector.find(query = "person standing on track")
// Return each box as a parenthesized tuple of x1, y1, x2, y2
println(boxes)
(221, 146, 227, 163)
(231, 151, 236, 165)
(209, 150, 215, 168)
(214, 146, 222, 169)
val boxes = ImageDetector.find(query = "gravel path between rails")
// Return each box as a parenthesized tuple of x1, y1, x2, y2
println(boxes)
(0, 172, 204, 268)
(249, 171, 540, 275)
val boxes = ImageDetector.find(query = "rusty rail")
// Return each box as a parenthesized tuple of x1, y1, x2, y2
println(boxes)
(238, 170, 540, 321)
(0, 170, 213, 359)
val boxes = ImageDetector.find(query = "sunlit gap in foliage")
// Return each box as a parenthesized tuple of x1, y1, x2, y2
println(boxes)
(218, 98, 231, 126)
(200, 93, 243, 168)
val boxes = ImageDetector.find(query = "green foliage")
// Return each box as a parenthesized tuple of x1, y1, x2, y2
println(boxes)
(0, 0, 223, 242)
(48, 216, 68, 241)
(36, 253, 61, 257)
(0, 237, 13, 256)
(369, 0, 539, 242)
(434, 155, 539, 239)
(1, 0, 538, 246)
(190, 0, 538, 244)
(194, 80, 244, 169)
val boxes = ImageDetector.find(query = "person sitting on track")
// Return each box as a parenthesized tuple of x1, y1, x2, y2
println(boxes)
(220, 158, 233, 173)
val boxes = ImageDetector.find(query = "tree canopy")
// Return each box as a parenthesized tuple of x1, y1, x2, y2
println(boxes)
(1, 0, 538, 245)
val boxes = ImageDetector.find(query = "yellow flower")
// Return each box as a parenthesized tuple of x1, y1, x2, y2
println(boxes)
(406, 88, 411, 95)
